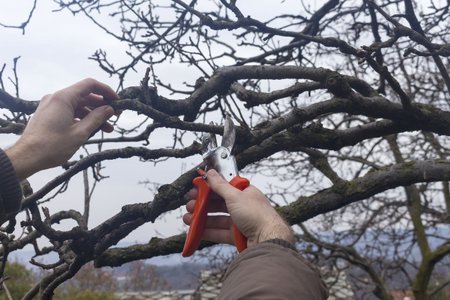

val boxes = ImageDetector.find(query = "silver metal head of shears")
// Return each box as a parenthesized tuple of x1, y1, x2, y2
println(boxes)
(201, 115, 239, 182)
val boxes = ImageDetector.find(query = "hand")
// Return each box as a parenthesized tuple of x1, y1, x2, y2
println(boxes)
(183, 169, 294, 247)
(6, 78, 119, 180)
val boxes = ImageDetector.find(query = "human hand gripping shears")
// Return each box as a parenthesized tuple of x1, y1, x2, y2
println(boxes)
(182, 115, 250, 257)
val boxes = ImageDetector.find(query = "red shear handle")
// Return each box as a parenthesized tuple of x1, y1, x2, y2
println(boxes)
(182, 176, 211, 257)
(182, 174, 250, 257)
(229, 175, 250, 252)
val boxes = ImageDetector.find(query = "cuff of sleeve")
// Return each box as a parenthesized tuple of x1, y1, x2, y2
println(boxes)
(221, 240, 329, 300)
(0, 148, 22, 217)
(262, 238, 297, 251)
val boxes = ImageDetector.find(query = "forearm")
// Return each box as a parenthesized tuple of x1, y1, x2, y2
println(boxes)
(0, 149, 23, 223)
(4, 142, 40, 181)
(219, 242, 328, 300)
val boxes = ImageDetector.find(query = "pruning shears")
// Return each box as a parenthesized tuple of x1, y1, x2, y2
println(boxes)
(182, 115, 250, 257)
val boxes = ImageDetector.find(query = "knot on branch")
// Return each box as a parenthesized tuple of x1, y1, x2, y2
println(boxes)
(118, 86, 159, 106)
(70, 236, 95, 256)
(216, 78, 234, 96)
(157, 184, 173, 195)
(325, 73, 352, 97)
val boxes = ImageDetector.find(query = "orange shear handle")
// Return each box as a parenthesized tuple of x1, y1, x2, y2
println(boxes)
(182, 174, 250, 257)
(182, 176, 211, 257)
(229, 175, 250, 252)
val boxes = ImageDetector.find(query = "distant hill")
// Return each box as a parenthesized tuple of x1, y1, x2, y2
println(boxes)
(9, 227, 448, 292)
(9, 243, 232, 291)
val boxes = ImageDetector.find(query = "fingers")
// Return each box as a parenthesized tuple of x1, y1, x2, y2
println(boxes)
(75, 106, 114, 133)
(79, 93, 109, 108)
(183, 213, 234, 245)
(183, 213, 231, 229)
(64, 80, 118, 137)
(186, 187, 223, 201)
(68, 78, 119, 103)
(75, 105, 115, 138)
(202, 228, 234, 245)
(80, 93, 121, 116)
(186, 188, 197, 200)
(185, 198, 227, 214)
(205, 169, 241, 205)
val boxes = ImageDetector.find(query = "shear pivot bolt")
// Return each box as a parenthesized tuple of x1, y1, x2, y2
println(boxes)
(221, 152, 228, 159)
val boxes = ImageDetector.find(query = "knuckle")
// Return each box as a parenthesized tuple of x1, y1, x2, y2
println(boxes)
(51, 90, 64, 99)
(41, 94, 52, 101)
(83, 77, 96, 84)
(38, 94, 53, 106)
(81, 77, 98, 87)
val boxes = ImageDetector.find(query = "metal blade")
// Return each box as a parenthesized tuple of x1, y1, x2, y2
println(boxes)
(201, 122, 218, 155)
(221, 115, 236, 152)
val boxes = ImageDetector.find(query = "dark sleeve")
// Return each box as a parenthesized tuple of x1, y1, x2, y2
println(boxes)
(219, 241, 328, 300)
(0, 149, 22, 224)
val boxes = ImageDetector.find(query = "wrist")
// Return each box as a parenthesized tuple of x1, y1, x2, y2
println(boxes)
(5, 142, 41, 180)
(257, 216, 295, 245)
(262, 238, 297, 251)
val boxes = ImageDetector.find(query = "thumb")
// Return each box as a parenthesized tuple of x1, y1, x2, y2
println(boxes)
(206, 169, 241, 205)
(76, 105, 114, 138)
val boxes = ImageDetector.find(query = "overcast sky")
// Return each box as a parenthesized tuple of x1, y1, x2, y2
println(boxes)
(0, 1, 200, 246)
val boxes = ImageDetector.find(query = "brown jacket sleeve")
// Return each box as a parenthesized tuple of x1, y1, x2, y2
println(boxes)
(0, 149, 22, 224)
(219, 242, 328, 300)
